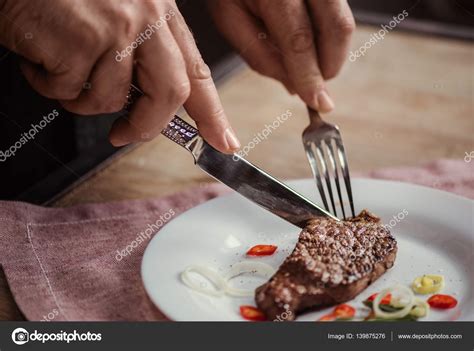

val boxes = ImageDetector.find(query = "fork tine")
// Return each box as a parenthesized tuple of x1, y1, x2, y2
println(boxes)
(325, 138, 346, 219)
(316, 141, 337, 217)
(304, 143, 330, 212)
(335, 139, 355, 218)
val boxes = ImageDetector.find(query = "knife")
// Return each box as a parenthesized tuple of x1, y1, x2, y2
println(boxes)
(125, 86, 338, 227)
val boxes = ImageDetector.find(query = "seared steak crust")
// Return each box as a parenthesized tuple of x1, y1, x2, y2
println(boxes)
(255, 210, 397, 320)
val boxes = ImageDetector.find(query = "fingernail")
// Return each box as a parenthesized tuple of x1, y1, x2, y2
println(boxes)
(317, 90, 335, 113)
(109, 135, 131, 147)
(225, 128, 241, 152)
(109, 118, 135, 147)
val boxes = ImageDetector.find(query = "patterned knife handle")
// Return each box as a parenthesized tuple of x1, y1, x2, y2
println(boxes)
(124, 84, 199, 148)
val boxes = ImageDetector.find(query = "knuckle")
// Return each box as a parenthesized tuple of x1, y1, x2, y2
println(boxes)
(168, 79, 191, 104)
(46, 78, 82, 100)
(334, 15, 356, 37)
(115, 8, 137, 38)
(143, 0, 162, 15)
(288, 28, 314, 54)
(143, 0, 175, 18)
(207, 107, 227, 124)
(298, 74, 324, 92)
(190, 58, 212, 81)
(76, 21, 106, 48)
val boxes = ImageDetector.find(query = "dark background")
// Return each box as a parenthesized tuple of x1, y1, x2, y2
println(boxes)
(0, 0, 472, 203)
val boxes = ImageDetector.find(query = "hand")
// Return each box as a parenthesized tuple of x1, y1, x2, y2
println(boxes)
(208, 0, 355, 113)
(0, 0, 240, 153)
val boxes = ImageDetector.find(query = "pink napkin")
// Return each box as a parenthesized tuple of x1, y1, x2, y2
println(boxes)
(0, 159, 472, 321)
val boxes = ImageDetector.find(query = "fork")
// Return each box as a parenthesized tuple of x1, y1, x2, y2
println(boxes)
(302, 107, 355, 220)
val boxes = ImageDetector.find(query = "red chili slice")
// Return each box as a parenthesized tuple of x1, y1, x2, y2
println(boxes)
(427, 294, 458, 309)
(246, 245, 277, 257)
(240, 306, 267, 321)
(318, 313, 337, 321)
(367, 293, 392, 305)
(333, 304, 356, 319)
(318, 304, 356, 321)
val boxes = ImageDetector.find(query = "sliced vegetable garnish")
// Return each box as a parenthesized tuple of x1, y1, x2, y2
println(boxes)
(412, 275, 445, 294)
(180, 265, 227, 297)
(373, 285, 415, 319)
(181, 261, 276, 297)
(224, 261, 276, 297)
(317, 304, 355, 321)
(427, 294, 458, 309)
(367, 293, 392, 305)
(318, 314, 337, 321)
(240, 306, 266, 321)
(333, 304, 356, 319)
(246, 245, 278, 256)
(410, 298, 430, 318)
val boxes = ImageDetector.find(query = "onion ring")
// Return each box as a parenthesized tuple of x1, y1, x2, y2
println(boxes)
(224, 261, 276, 297)
(373, 285, 415, 319)
(180, 265, 227, 297)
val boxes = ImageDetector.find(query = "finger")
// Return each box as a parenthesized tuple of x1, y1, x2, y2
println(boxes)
(60, 49, 134, 115)
(20, 57, 93, 100)
(168, 9, 240, 153)
(256, 0, 334, 112)
(209, 1, 294, 92)
(108, 26, 190, 146)
(308, 0, 355, 79)
(13, 28, 101, 100)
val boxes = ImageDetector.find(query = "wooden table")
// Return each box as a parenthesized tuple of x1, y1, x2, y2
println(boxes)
(1, 26, 472, 320)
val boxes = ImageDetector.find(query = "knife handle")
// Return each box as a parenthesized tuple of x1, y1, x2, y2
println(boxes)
(124, 84, 200, 148)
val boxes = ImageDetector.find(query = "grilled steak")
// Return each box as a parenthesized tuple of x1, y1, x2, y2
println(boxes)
(255, 210, 397, 321)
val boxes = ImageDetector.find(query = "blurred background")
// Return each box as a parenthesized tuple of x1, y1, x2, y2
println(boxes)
(0, 0, 472, 204)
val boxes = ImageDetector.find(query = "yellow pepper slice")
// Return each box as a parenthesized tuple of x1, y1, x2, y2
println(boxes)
(411, 274, 445, 294)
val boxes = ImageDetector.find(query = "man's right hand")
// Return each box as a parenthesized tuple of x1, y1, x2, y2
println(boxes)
(0, 0, 240, 153)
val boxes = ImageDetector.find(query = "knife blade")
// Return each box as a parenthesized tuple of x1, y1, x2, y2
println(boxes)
(125, 85, 338, 226)
(162, 116, 338, 227)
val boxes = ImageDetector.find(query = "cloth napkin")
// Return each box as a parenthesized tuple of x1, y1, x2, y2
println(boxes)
(0, 159, 472, 321)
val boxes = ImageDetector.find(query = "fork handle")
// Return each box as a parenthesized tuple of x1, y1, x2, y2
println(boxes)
(307, 106, 323, 122)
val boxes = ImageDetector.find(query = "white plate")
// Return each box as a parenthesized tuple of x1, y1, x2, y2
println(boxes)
(141, 179, 474, 321)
